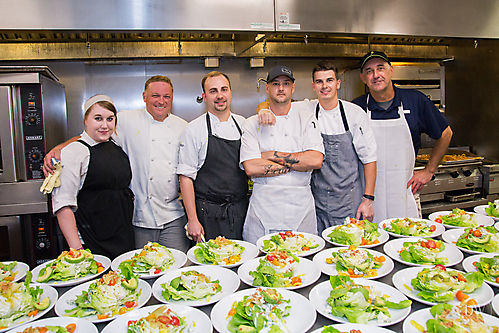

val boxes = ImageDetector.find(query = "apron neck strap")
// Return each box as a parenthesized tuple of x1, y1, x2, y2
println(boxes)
(316, 100, 349, 132)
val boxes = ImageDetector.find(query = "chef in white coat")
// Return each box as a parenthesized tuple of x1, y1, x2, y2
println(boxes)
(240, 65, 324, 244)
(352, 51, 452, 222)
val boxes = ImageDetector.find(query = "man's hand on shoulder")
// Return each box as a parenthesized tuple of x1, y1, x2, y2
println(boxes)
(42, 147, 62, 176)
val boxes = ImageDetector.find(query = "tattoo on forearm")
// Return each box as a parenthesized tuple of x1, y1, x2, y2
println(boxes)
(273, 152, 299, 168)
(261, 164, 291, 176)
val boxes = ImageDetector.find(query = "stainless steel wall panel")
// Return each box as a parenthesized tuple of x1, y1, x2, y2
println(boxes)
(0, 0, 275, 32)
(276, 0, 499, 39)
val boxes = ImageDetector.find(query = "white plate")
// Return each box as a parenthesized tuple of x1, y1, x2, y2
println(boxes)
(380, 218, 445, 238)
(496, 221, 499, 232)
(309, 280, 411, 326)
(322, 226, 389, 248)
(100, 304, 212, 333)
(392, 266, 494, 308)
(312, 247, 394, 279)
(210, 287, 316, 333)
(187, 240, 259, 268)
(383, 237, 463, 267)
(0, 284, 57, 333)
(462, 253, 499, 288)
(32, 254, 111, 287)
(256, 232, 325, 256)
(402, 307, 499, 333)
(55, 278, 151, 323)
(5, 317, 97, 333)
(1, 261, 29, 282)
(474, 204, 499, 221)
(112, 248, 187, 279)
(310, 323, 397, 333)
(151, 265, 240, 307)
(493, 293, 499, 317)
(237, 256, 321, 290)
(441, 228, 498, 254)
(428, 210, 494, 228)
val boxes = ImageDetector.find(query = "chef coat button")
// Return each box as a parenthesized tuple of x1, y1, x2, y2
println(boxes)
(151, 158, 155, 161)
(270, 133, 274, 137)
(150, 177, 153, 181)
(168, 179, 171, 182)
(284, 133, 288, 136)
(152, 138, 155, 142)
(168, 141, 171, 144)
(168, 162, 171, 165)
(166, 196, 169, 200)
(149, 194, 153, 199)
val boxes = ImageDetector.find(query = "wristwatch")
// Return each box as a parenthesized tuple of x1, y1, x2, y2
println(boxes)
(363, 194, 375, 201)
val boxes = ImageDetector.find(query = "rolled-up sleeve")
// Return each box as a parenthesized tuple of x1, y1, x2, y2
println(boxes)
(351, 110, 377, 164)
(303, 113, 325, 155)
(176, 126, 203, 180)
(239, 116, 263, 168)
(51, 143, 89, 213)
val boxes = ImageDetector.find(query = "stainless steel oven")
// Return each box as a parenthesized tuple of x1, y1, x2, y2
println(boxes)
(0, 66, 67, 267)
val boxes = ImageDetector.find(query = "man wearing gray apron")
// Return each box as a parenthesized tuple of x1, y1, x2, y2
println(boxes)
(257, 62, 377, 233)
(178, 72, 248, 243)
(240, 65, 324, 244)
(352, 51, 453, 222)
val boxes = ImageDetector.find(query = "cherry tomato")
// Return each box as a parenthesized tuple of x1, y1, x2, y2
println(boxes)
(429, 225, 436, 232)
(472, 230, 482, 237)
(302, 246, 310, 251)
(266, 254, 276, 262)
(125, 301, 136, 308)
(65, 325, 77, 333)
(435, 218, 443, 224)
(158, 316, 169, 324)
(96, 262, 103, 267)
(170, 316, 180, 326)
(285, 231, 293, 237)
(426, 240, 437, 249)
(128, 320, 137, 326)
(434, 264, 446, 271)
(154, 269, 161, 274)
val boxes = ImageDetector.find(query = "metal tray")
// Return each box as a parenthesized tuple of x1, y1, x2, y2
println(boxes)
(417, 149, 483, 165)
(444, 191, 479, 202)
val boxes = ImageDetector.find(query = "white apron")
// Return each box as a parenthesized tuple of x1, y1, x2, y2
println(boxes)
(367, 96, 419, 223)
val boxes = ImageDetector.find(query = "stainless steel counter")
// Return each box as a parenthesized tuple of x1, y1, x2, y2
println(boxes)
(42, 240, 498, 332)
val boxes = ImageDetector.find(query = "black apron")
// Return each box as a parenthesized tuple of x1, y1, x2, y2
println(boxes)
(311, 101, 363, 232)
(193, 113, 249, 240)
(75, 139, 135, 259)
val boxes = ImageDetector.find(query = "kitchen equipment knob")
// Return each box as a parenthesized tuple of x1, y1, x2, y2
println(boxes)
(431, 175, 436, 181)
(450, 171, 459, 178)
(463, 170, 472, 177)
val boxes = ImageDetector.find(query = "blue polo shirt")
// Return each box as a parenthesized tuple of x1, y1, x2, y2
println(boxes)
(352, 85, 449, 155)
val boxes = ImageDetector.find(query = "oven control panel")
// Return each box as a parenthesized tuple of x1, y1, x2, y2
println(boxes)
(20, 85, 45, 180)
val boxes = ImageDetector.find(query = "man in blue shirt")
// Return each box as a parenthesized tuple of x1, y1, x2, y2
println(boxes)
(352, 51, 452, 222)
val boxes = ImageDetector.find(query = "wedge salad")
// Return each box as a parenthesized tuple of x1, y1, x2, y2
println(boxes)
(122, 242, 175, 275)
(383, 218, 437, 237)
(161, 270, 222, 302)
(194, 236, 245, 265)
(249, 250, 302, 288)
(325, 217, 381, 246)
(262, 231, 319, 254)
(0, 261, 18, 282)
(64, 263, 139, 319)
(456, 226, 499, 252)
(425, 303, 498, 333)
(36, 249, 103, 283)
(411, 265, 483, 305)
(473, 255, 499, 284)
(0, 272, 51, 330)
(226, 288, 291, 333)
(485, 201, 499, 218)
(433, 208, 478, 227)
(398, 238, 448, 265)
(126, 305, 191, 333)
(326, 246, 385, 278)
(325, 276, 411, 324)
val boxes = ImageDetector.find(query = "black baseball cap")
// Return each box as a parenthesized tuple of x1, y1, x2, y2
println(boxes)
(266, 65, 295, 82)
(360, 51, 391, 71)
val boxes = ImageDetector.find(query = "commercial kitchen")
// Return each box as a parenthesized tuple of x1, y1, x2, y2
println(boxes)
(0, 1, 499, 332)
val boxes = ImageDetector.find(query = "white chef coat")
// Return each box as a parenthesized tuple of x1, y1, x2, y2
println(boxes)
(240, 105, 325, 186)
(52, 131, 99, 213)
(240, 104, 324, 243)
(114, 109, 187, 229)
(293, 99, 377, 165)
(177, 112, 246, 180)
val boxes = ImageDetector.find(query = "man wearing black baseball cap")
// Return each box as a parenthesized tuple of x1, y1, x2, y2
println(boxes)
(239, 65, 324, 244)
(352, 51, 453, 222)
